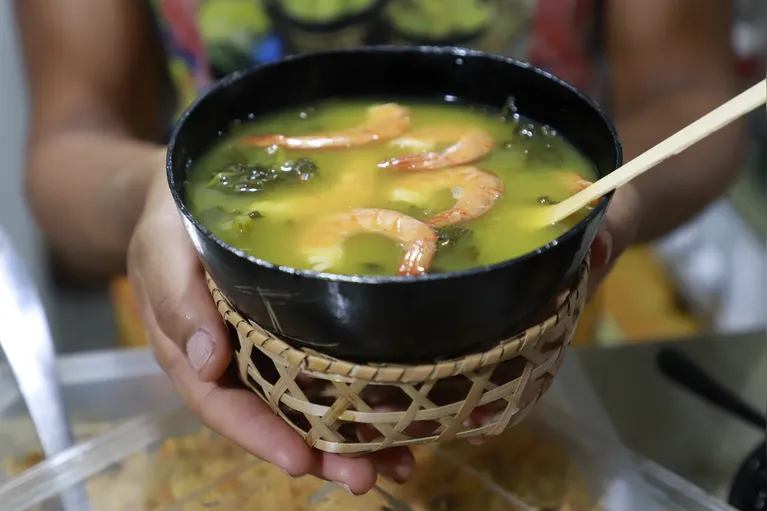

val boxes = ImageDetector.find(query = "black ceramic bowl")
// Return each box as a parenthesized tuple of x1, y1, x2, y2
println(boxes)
(167, 46, 621, 364)
(729, 440, 766, 511)
(265, 0, 392, 53)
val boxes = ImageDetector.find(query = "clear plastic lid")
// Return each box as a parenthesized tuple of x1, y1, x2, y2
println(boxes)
(0, 356, 738, 511)
(0, 361, 39, 484)
(0, 402, 738, 511)
(0, 350, 179, 485)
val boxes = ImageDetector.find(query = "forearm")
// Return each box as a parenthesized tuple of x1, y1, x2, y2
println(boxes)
(615, 83, 745, 243)
(27, 131, 165, 278)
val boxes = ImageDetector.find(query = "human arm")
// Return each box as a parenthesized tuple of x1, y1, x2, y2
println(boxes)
(607, 0, 743, 243)
(588, 0, 744, 289)
(17, 0, 408, 493)
(17, 0, 166, 279)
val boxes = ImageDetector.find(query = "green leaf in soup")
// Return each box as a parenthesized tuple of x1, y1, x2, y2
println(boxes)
(500, 96, 519, 123)
(221, 145, 249, 166)
(297, 106, 317, 120)
(435, 225, 472, 249)
(279, 158, 318, 182)
(199, 206, 233, 227)
(538, 196, 561, 206)
(359, 262, 388, 276)
(200, 206, 264, 235)
(205, 158, 319, 195)
(247, 145, 287, 167)
(508, 122, 566, 168)
(231, 211, 263, 232)
(386, 201, 428, 220)
(433, 225, 480, 272)
(206, 170, 243, 191)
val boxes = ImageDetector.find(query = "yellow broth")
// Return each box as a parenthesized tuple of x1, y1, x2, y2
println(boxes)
(185, 99, 597, 276)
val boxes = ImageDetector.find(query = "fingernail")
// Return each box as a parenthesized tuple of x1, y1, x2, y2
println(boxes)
(602, 231, 613, 265)
(593, 230, 613, 269)
(468, 436, 486, 445)
(393, 460, 414, 484)
(378, 459, 414, 485)
(279, 468, 294, 479)
(339, 483, 358, 496)
(187, 330, 214, 372)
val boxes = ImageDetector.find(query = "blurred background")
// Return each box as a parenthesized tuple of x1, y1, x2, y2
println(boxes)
(0, 0, 764, 504)
(0, 0, 764, 353)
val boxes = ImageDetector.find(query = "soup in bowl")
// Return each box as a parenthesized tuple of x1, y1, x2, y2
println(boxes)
(167, 47, 621, 363)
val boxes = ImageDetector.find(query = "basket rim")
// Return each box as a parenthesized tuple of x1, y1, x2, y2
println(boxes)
(207, 258, 589, 384)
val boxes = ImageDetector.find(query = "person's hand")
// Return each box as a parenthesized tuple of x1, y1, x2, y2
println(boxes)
(127, 164, 414, 495)
(587, 183, 642, 297)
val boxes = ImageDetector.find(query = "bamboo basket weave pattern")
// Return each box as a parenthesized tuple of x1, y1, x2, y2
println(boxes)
(207, 260, 589, 454)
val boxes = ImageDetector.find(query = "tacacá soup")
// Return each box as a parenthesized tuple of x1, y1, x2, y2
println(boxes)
(185, 99, 598, 277)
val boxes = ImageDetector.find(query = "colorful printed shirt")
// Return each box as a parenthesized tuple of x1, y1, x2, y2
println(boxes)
(113, 0, 604, 348)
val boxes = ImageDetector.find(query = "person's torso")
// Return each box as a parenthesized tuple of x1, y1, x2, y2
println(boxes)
(113, 0, 606, 349)
(150, 0, 604, 117)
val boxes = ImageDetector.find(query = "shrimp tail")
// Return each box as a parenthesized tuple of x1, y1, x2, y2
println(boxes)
(397, 263, 426, 277)
(304, 208, 437, 277)
(570, 175, 601, 208)
(380, 129, 495, 171)
(424, 209, 472, 228)
(243, 135, 286, 147)
(242, 103, 410, 150)
(378, 153, 441, 171)
(396, 239, 433, 276)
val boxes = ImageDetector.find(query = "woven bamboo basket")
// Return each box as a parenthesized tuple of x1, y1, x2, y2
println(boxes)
(207, 259, 589, 455)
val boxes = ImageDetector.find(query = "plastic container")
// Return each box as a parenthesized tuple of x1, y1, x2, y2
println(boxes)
(0, 354, 738, 511)
(0, 349, 179, 485)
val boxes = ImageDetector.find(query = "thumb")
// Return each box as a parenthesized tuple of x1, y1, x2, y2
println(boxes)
(590, 228, 613, 273)
(128, 175, 231, 382)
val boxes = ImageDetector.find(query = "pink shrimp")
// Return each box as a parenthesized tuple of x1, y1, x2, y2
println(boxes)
(559, 171, 601, 208)
(243, 103, 411, 150)
(391, 166, 505, 227)
(301, 208, 437, 277)
(379, 127, 494, 171)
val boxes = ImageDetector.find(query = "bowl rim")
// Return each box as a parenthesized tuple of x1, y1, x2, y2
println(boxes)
(167, 45, 622, 285)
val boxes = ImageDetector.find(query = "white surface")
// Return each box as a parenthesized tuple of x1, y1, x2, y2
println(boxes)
(655, 199, 767, 332)
(0, 349, 737, 511)
(0, 2, 36, 282)
(0, 2, 118, 355)
(0, 349, 178, 487)
(0, 350, 671, 511)
(580, 332, 767, 500)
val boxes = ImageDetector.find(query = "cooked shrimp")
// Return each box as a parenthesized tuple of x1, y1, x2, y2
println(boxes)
(301, 208, 437, 276)
(559, 171, 601, 208)
(391, 166, 504, 227)
(379, 127, 494, 171)
(243, 103, 410, 149)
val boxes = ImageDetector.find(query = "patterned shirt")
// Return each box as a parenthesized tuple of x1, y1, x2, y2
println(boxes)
(113, 0, 603, 348)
